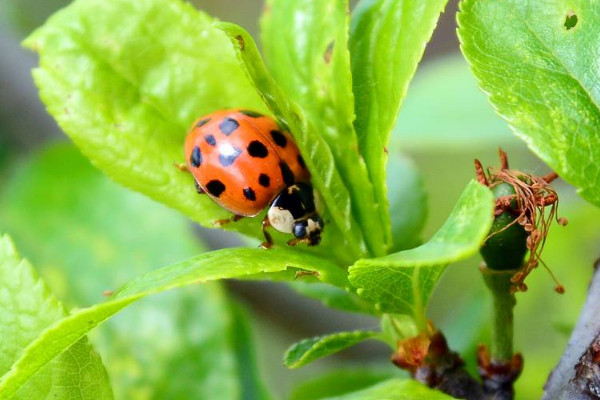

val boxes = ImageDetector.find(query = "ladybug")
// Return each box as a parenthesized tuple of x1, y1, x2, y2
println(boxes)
(183, 109, 323, 247)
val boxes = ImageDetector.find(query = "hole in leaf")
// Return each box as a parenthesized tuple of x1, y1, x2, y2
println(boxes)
(564, 12, 578, 30)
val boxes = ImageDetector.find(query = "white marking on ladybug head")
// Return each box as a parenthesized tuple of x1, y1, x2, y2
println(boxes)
(268, 206, 294, 233)
(306, 218, 322, 236)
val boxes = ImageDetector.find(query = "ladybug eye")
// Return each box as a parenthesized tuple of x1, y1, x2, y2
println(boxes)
(293, 221, 307, 238)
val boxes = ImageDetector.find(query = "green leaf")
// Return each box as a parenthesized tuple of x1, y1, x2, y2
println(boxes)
(284, 331, 379, 369)
(23, 0, 270, 240)
(387, 153, 428, 252)
(322, 379, 455, 400)
(458, 0, 600, 207)
(261, 0, 389, 255)
(379, 314, 419, 348)
(288, 282, 379, 315)
(349, 0, 450, 234)
(226, 302, 273, 400)
(0, 234, 113, 400)
(147, 291, 273, 400)
(393, 55, 517, 149)
(0, 144, 272, 399)
(349, 180, 494, 326)
(216, 22, 368, 263)
(0, 247, 346, 398)
(0, 143, 206, 305)
(289, 367, 397, 400)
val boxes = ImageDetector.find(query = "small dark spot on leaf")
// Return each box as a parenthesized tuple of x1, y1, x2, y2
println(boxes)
(565, 12, 578, 30)
(235, 35, 245, 51)
(324, 41, 335, 64)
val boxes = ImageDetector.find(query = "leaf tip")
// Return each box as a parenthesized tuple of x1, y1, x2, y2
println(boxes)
(214, 22, 249, 52)
(0, 233, 18, 259)
(22, 35, 38, 52)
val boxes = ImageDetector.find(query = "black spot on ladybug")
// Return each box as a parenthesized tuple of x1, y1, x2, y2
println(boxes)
(247, 140, 269, 158)
(219, 118, 239, 135)
(219, 145, 242, 167)
(270, 130, 287, 148)
(258, 173, 270, 187)
(196, 118, 210, 128)
(280, 161, 295, 186)
(190, 146, 202, 167)
(206, 180, 226, 197)
(239, 110, 263, 118)
(243, 187, 256, 201)
(297, 154, 306, 168)
(204, 134, 216, 146)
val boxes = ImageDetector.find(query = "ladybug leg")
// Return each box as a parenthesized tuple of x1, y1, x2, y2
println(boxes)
(287, 237, 311, 247)
(194, 181, 205, 195)
(174, 163, 189, 173)
(260, 216, 274, 249)
(214, 214, 245, 226)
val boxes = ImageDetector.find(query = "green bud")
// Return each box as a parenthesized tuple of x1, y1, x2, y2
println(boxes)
(480, 183, 528, 270)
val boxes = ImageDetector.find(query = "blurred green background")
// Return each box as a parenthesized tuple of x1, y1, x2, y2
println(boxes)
(1, 0, 598, 399)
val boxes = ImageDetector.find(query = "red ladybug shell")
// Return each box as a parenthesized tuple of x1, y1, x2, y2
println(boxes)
(184, 109, 310, 217)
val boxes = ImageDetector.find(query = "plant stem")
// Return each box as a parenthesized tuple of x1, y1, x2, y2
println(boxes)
(479, 266, 522, 400)
(482, 267, 516, 362)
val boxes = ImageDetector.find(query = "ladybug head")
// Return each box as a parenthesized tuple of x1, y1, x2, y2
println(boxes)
(291, 215, 324, 246)
(267, 183, 324, 246)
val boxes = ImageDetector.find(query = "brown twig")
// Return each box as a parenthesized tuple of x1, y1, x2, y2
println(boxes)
(543, 260, 600, 399)
(478, 344, 523, 400)
(392, 331, 485, 400)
